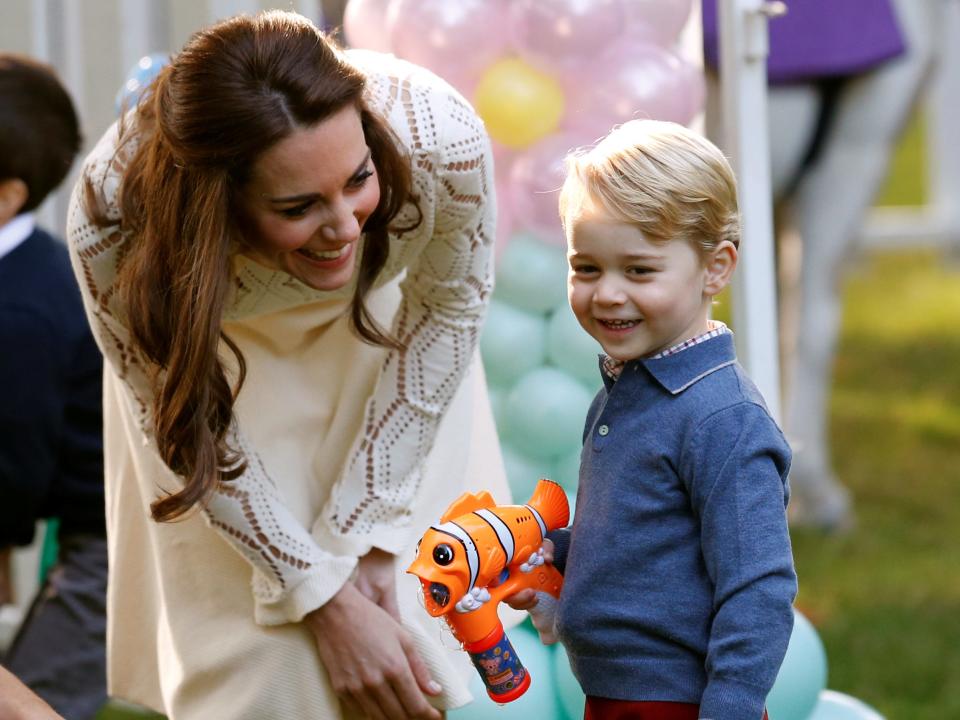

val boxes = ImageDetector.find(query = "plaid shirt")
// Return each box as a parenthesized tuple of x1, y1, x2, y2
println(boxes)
(602, 321, 730, 380)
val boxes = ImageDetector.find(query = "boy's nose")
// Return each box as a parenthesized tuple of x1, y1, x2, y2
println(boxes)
(594, 279, 625, 305)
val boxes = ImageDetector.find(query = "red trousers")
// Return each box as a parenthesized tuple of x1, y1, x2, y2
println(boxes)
(585, 696, 770, 720)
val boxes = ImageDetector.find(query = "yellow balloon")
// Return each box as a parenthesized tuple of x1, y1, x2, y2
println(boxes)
(473, 57, 565, 149)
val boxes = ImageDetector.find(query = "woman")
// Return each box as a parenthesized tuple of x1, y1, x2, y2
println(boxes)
(67, 10, 505, 719)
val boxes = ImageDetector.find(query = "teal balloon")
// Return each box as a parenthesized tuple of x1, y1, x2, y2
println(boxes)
(551, 447, 582, 493)
(808, 691, 885, 720)
(501, 444, 550, 503)
(503, 367, 594, 461)
(493, 233, 568, 314)
(449, 624, 560, 720)
(546, 303, 603, 387)
(565, 490, 577, 519)
(488, 386, 506, 429)
(552, 644, 585, 720)
(767, 609, 828, 720)
(481, 300, 547, 388)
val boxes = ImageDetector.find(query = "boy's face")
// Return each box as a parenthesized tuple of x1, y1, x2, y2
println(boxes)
(566, 207, 715, 362)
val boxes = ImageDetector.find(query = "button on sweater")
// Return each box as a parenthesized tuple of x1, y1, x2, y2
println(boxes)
(550, 332, 797, 720)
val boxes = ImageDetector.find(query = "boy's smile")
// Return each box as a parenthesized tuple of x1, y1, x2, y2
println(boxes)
(566, 208, 715, 362)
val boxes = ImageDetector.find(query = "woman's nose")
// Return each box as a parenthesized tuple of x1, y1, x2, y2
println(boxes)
(322, 202, 362, 244)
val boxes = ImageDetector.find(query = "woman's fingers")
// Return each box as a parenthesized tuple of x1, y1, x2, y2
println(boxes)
(306, 583, 441, 720)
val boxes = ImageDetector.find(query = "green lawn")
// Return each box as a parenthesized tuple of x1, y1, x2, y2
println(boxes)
(790, 248, 960, 718)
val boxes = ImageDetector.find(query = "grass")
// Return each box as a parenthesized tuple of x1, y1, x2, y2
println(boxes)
(790, 248, 960, 718)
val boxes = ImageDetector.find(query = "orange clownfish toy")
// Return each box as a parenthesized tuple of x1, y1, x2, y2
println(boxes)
(407, 478, 569, 703)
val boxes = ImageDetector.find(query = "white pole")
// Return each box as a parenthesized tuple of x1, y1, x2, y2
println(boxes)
(718, 0, 784, 422)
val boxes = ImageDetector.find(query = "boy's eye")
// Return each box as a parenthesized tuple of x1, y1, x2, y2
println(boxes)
(572, 264, 598, 275)
(627, 266, 654, 276)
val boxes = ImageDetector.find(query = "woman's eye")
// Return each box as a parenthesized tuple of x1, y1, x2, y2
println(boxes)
(349, 168, 374, 188)
(280, 204, 310, 218)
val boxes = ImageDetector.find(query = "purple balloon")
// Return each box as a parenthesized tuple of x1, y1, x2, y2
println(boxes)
(508, 0, 628, 74)
(388, 0, 511, 94)
(343, 0, 394, 52)
(623, 0, 695, 48)
(563, 43, 704, 137)
(508, 133, 589, 248)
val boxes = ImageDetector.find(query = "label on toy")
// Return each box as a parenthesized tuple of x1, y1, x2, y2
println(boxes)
(468, 632, 527, 698)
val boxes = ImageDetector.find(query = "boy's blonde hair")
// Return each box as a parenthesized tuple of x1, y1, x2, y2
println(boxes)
(559, 120, 740, 254)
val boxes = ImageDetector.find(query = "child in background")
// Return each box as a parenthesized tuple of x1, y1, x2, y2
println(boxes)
(519, 120, 797, 720)
(0, 54, 107, 719)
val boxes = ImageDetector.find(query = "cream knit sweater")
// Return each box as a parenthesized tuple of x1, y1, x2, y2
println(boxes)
(67, 50, 509, 718)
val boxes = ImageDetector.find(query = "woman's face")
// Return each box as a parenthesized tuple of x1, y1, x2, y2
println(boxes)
(240, 105, 381, 291)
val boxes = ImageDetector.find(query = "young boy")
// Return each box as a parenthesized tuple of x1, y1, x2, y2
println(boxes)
(0, 53, 107, 719)
(526, 120, 797, 720)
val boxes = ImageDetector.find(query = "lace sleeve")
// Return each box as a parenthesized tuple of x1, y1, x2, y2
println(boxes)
(66, 128, 356, 626)
(314, 88, 496, 557)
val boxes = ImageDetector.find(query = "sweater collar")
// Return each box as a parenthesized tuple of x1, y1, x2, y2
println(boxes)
(600, 331, 738, 394)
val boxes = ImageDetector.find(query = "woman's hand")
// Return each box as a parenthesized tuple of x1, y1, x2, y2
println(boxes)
(354, 547, 402, 620)
(305, 581, 442, 720)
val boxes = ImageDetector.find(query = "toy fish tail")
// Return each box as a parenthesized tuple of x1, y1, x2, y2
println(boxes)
(526, 478, 569, 532)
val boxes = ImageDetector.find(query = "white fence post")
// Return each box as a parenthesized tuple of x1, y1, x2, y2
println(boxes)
(718, 0, 784, 422)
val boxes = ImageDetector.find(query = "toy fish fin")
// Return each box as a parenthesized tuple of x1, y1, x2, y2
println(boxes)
(440, 490, 497, 524)
(526, 478, 570, 531)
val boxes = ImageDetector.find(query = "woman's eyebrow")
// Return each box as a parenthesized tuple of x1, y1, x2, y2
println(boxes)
(266, 150, 372, 204)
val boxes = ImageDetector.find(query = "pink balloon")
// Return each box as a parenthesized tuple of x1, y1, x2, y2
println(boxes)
(343, 0, 394, 52)
(508, 133, 590, 248)
(563, 44, 705, 138)
(623, 0, 695, 48)
(508, 0, 628, 74)
(388, 0, 511, 94)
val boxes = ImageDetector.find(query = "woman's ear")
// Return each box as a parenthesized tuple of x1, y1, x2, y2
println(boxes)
(703, 240, 738, 297)
(0, 178, 29, 227)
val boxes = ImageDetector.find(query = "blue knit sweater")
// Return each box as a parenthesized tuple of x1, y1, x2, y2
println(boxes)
(549, 332, 796, 720)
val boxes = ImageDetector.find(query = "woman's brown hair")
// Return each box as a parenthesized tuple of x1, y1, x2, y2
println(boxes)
(88, 11, 417, 522)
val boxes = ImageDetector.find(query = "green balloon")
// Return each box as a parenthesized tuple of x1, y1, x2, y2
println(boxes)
(807, 691, 884, 720)
(767, 609, 828, 720)
(481, 300, 548, 388)
(493, 233, 568, 314)
(546, 303, 603, 387)
(449, 624, 560, 720)
(551, 447, 583, 494)
(501, 443, 549, 504)
(552, 644, 585, 720)
(503, 367, 594, 461)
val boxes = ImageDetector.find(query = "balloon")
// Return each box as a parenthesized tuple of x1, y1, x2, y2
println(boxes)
(553, 644, 585, 720)
(473, 58, 565, 149)
(449, 624, 560, 719)
(503, 368, 594, 461)
(488, 386, 506, 428)
(387, 0, 511, 93)
(500, 444, 550, 508)
(480, 300, 548, 388)
(343, 0, 394, 52)
(807, 691, 885, 720)
(509, 0, 628, 74)
(546, 303, 603, 388)
(493, 233, 568, 315)
(115, 53, 169, 115)
(551, 447, 583, 494)
(622, 0, 695, 48)
(563, 44, 704, 138)
(767, 609, 829, 720)
(508, 133, 586, 248)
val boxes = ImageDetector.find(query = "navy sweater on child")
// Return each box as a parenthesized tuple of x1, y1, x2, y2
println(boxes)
(550, 332, 796, 720)
(0, 227, 104, 546)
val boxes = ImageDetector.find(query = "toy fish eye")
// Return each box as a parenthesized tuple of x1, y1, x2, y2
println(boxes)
(433, 543, 455, 566)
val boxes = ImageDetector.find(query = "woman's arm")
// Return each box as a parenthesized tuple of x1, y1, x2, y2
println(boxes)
(315, 82, 496, 560)
(66, 127, 357, 625)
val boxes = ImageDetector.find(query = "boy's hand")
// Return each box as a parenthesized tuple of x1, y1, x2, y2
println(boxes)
(503, 539, 559, 644)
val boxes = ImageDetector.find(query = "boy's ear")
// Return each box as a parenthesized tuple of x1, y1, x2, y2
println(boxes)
(703, 240, 738, 297)
(0, 179, 29, 227)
